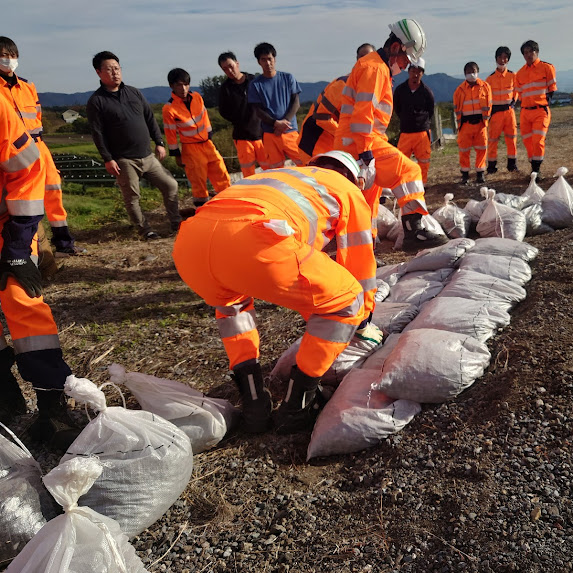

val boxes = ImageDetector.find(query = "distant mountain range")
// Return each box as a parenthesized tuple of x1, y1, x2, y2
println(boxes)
(39, 69, 573, 108)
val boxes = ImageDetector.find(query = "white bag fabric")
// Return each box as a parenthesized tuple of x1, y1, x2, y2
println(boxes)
(523, 203, 554, 236)
(463, 198, 487, 224)
(494, 192, 531, 210)
(432, 193, 471, 238)
(0, 429, 59, 564)
(6, 457, 147, 573)
(307, 368, 421, 459)
(376, 262, 408, 287)
(371, 302, 419, 334)
(61, 376, 193, 538)
(362, 333, 402, 371)
(386, 275, 444, 307)
(476, 189, 526, 241)
(403, 296, 511, 343)
(470, 237, 539, 262)
(372, 329, 491, 403)
(541, 167, 573, 228)
(522, 172, 545, 205)
(455, 253, 532, 286)
(374, 279, 391, 302)
(405, 238, 475, 272)
(376, 204, 398, 240)
(108, 364, 237, 454)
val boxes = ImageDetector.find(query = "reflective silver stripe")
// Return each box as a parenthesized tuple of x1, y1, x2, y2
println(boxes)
(337, 229, 372, 249)
(240, 159, 256, 169)
(342, 85, 356, 99)
(522, 133, 532, 140)
(164, 123, 177, 130)
(177, 109, 206, 128)
(531, 154, 544, 160)
(532, 129, 547, 136)
(13, 334, 61, 354)
(355, 91, 375, 102)
(217, 309, 257, 338)
(373, 99, 393, 116)
(521, 80, 548, 90)
(475, 146, 487, 150)
(1, 142, 40, 172)
(341, 137, 354, 147)
(45, 184, 62, 191)
(373, 118, 387, 135)
(29, 127, 43, 135)
(168, 143, 179, 150)
(524, 89, 548, 97)
(20, 111, 37, 120)
(216, 297, 254, 316)
(180, 124, 206, 137)
(50, 220, 68, 227)
(418, 158, 430, 164)
(306, 315, 358, 343)
(340, 104, 354, 115)
(459, 146, 471, 152)
(6, 198, 45, 216)
(359, 277, 377, 291)
(350, 122, 372, 134)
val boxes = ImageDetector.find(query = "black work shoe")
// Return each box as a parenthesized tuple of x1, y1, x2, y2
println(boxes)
(507, 159, 518, 172)
(143, 231, 161, 240)
(233, 363, 272, 433)
(476, 172, 486, 184)
(402, 229, 449, 252)
(487, 161, 498, 175)
(0, 347, 27, 425)
(460, 173, 469, 186)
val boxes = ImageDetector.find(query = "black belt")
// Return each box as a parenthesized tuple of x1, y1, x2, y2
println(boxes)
(491, 104, 510, 114)
(31, 134, 43, 142)
(524, 105, 548, 111)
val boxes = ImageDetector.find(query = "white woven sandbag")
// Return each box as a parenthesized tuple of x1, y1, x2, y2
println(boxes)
(476, 188, 526, 241)
(372, 329, 491, 403)
(464, 197, 487, 224)
(307, 368, 421, 459)
(376, 261, 408, 287)
(522, 172, 545, 205)
(432, 193, 471, 238)
(386, 275, 444, 307)
(374, 279, 391, 302)
(361, 333, 402, 371)
(523, 204, 554, 236)
(405, 237, 475, 272)
(403, 296, 511, 342)
(371, 302, 419, 335)
(494, 192, 531, 210)
(541, 167, 573, 228)
(6, 457, 147, 573)
(470, 237, 539, 261)
(401, 268, 454, 283)
(0, 429, 60, 563)
(440, 269, 527, 306)
(376, 204, 398, 240)
(455, 253, 532, 286)
(61, 376, 193, 539)
(108, 364, 236, 454)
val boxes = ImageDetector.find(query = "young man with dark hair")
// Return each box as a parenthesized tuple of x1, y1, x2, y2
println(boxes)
(218, 51, 267, 177)
(453, 62, 492, 185)
(248, 42, 302, 168)
(162, 68, 230, 207)
(356, 43, 375, 59)
(86, 51, 181, 239)
(515, 40, 557, 180)
(486, 46, 519, 174)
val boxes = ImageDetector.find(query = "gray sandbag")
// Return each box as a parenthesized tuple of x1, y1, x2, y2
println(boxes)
(470, 237, 539, 262)
(376, 261, 408, 287)
(371, 302, 419, 335)
(405, 238, 475, 273)
(432, 193, 471, 238)
(476, 188, 526, 241)
(376, 204, 398, 240)
(523, 203, 554, 236)
(374, 279, 391, 302)
(541, 167, 573, 228)
(386, 274, 444, 307)
(455, 252, 532, 286)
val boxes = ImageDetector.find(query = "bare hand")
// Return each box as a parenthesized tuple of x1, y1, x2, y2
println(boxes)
(105, 160, 121, 177)
(273, 119, 291, 135)
(155, 145, 167, 161)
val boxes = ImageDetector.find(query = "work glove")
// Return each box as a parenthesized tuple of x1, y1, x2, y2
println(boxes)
(0, 257, 43, 298)
(355, 322, 384, 345)
(357, 151, 376, 191)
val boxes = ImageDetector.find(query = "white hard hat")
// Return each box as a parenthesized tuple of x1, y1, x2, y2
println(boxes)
(308, 150, 360, 186)
(388, 18, 427, 63)
(410, 57, 425, 71)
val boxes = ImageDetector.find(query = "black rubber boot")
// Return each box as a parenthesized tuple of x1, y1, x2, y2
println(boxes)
(476, 171, 486, 184)
(274, 366, 322, 434)
(507, 158, 518, 172)
(401, 213, 449, 253)
(193, 197, 209, 208)
(460, 171, 469, 186)
(0, 347, 27, 425)
(29, 390, 82, 451)
(531, 160, 543, 182)
(487, 161, 498, 174)
(233, 362, 272, 433)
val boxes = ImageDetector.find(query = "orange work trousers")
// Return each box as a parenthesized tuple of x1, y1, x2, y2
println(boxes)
(173, 210, 366, 377)
(234, 139, 269, 177)
(397, 131, 432, 184)
(520, 107, 551, 162)
(181, 140, 231, 200)
(487, 109, 517, 161)
(39, 141, 68, 225)
(263, 131, 303, 169)
(457, 122, 488, 172)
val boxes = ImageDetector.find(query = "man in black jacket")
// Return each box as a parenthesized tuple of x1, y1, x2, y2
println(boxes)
(218, 51, 268, 177)
(393, 58, 435, 184)
(86, 51, 181, 239)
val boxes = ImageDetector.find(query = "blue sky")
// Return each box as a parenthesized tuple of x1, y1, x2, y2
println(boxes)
(7, 0, 573, 93)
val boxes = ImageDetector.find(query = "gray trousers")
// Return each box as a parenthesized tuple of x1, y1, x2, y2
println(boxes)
(116, 154, 181, 234)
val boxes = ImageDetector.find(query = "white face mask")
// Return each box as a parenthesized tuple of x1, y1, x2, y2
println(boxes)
(465, 72, 478, 82)
(497, 63, 507, 72)
(0, 57, 18, 73)
(391, 61, 403, 76)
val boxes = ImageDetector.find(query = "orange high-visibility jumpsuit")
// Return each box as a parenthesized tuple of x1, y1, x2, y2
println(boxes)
(173, 167, 376, 378)
(334, 50, 428, 218)
(0, 75, 73, 245)
(453, 79, 492, 173)
(515, 59, 557, 163)
(163, 91, 230, 201)
(0, 96, 70, 390)
(486, 69, 518, 162)
(297, 75, 349, 165)
(233, 139, 268, 177)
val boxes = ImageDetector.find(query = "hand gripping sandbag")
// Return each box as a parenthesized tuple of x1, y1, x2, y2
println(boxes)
(372, 328, 491, 403)
(0, 426, 60, 565)
(60, 376, 193, 538)
(432, 193, 471, 239)
(108, 363, 237, 454)
(476, 188, 526, 241)
(6, 457, 148, 573)
(455, 252, 532, 286)
(541, 167, 573, 228)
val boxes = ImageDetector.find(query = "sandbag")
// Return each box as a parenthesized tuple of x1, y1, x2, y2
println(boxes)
(541, 167, 573, 228)
(432, 193, 471, 238)
(470, 237, 539, 262)
(376, 262, 408, 287)
(376, 204, 398, 240)
(6, 457, 147, 573)
(362, 333, 402, 371)
(374, 279, 391, 302)
(372, 328, 491, 403)
(523, 204, 554, 236)
(109, 363, 237, 454)
(0, 429, 60, 565)
(61, 376, 193, 538)
(405, 238, 475, 272)
(386, 274, 444, 307)
(403, 296, 511, 342)
(494, 192, 531, 210)
(476, 188, 526, 241)
(371, 302, 419, 335)
(463, 197, 487, 224)
(307, 367, 421, 459)
(522, 172, 545, 205)
(455, 252, 532, 286)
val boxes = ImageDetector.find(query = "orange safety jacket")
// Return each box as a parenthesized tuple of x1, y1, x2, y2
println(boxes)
(162, 91, 212, 154)
(486, 69, 518, 111)
(515, 59, 557, 108)
(453, 79, 492, 127)
(297, 75, 348, 159)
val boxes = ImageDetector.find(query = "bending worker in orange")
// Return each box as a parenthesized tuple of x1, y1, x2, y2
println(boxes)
(515, 40, 557, 180)
(485, 46, 519, 174)
(334, 18, 447, 251)
(173, 151, 382, 435)
(163, 68, 230, 207)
